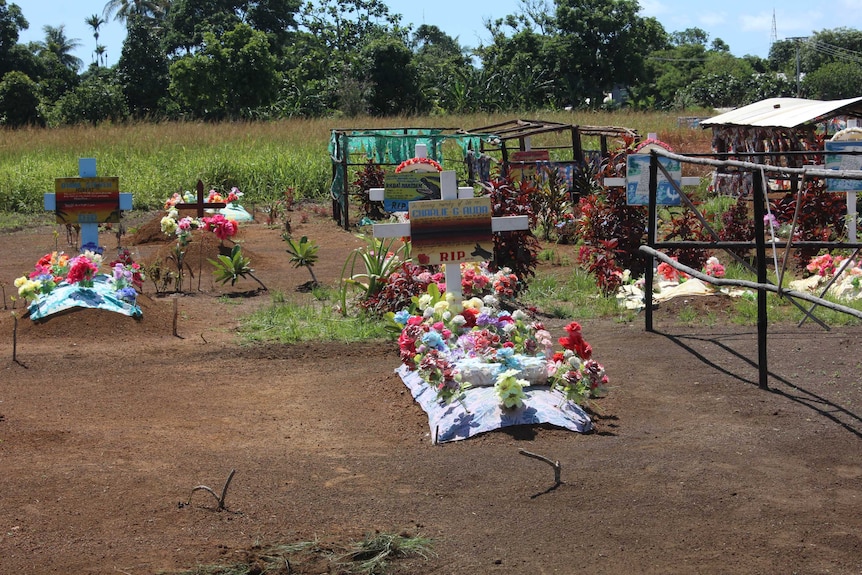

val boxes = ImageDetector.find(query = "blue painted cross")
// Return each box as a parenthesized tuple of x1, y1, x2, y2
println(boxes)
(43, 158, 132, 250)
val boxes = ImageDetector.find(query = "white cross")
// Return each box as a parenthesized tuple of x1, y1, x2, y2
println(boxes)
(371, 163, 529, 300)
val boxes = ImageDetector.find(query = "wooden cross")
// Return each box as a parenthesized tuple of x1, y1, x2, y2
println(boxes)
(372, 170, 529, 300)
(175, 180, 226, 217)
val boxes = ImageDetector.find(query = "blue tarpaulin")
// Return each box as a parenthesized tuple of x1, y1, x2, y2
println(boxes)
(396, 364, 592, 444)
(28, 275, 142, 321)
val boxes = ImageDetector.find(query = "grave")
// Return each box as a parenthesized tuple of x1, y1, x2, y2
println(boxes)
(25, 158, 142, 321)
(174, 180, 226, 217)
(369, 146, 596, 444)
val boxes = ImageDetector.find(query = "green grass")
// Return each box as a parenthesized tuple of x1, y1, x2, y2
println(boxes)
(522, 269, 637, 322)
(0, 110, 715, 214)
(238, 294, 392, 344)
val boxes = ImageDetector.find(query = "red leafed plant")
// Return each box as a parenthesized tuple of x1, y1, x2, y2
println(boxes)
(351, 159, 386, 219)
(770, 179, 847, 271)
(481, 173, 540, 292)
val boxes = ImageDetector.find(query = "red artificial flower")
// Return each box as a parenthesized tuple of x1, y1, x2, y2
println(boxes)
(461, 308, 478, 328)
(558, 321, 592, 360)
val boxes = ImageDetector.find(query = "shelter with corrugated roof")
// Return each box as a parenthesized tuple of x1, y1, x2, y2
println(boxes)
(700, 97, 862, 195)
(702, 96, 862, 166)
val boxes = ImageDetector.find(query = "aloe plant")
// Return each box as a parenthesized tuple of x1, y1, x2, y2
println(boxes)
(209, 244, 267, 290)
(283, 234, 320, 285)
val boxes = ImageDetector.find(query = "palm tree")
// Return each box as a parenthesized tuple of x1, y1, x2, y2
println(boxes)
(85, 14, 105, 65)
(102, 0, 167, 24)
(38, 25, 83, 71)
(95, 44, 107, 67)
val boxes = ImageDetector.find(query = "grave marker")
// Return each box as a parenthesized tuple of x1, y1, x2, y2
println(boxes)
(373, 170, 529, 300)
(44, 158, 132, 250)
(175, 180, 226, 217)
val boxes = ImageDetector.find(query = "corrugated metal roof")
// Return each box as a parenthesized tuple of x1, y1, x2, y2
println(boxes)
(701, 97, 862, 129)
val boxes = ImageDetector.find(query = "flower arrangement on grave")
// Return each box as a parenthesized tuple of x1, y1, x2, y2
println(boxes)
(656, 255, 726, 284)
(201, 213, 239, 243)
(207, 187, 243, 206)
(160, 194, 243, 291)
(789, 252, 862, 301)
(494, 368, 527, 409)
(108, 249, 144, 303)
(548, 321, 608, 405)
(392, 284, 608, 409)
(14, 247, 144, 305)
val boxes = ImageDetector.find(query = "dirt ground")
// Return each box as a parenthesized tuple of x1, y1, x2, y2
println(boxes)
(1, 206, 862, 575)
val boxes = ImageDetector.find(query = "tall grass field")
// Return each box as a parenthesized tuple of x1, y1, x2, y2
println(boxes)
(0, 111, 714, 214)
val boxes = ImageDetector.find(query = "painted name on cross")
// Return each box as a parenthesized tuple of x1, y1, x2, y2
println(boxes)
(410, 197, 493, 266)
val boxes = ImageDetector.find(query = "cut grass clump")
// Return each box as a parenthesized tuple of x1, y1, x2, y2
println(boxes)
(165, 532, 433, 575)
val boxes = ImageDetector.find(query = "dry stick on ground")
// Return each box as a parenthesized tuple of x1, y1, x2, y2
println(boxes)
(519, 449, 562, 485)
(12, 313, 18, 363)
(187, 469, 236, 510)
(639, 246, 862, 320)
(172, 298, 181, 338)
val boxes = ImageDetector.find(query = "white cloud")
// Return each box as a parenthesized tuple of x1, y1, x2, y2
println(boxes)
(639, 0, 669, 17)
(740, 11, 774, 32)
(699, 12, 727, 27)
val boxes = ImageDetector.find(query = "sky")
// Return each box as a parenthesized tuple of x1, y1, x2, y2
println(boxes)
(14, 0, 862, 69)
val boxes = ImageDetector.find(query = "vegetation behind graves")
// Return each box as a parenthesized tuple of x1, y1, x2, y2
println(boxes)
(0, 110, 710, 216)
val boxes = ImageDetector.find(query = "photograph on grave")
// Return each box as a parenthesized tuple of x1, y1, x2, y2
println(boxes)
(625, 153, 682, 206)
(409, 197, 492, 266)
(825, 140, 862, 192)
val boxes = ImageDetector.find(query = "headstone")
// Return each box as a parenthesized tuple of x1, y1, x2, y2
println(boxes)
(44, 158, 132, 250)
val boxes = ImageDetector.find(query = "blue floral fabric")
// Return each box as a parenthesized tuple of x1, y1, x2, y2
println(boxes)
(396, 365, 592, 444)
(28, 274, 142, 321)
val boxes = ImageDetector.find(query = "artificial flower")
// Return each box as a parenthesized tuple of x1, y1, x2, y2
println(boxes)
(494, 368, 527, 409)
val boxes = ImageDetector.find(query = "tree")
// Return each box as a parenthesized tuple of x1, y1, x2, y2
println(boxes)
(802, 28, 862, 74)
(37, 24, 82, 71)
(476, 25, 556, 110)
(84, 14, 105, 62)
(0, 70, 42, 126)
(94, 44, 107, 67)
(169, 23, 281, 119)
(0, 0, 28, 77)
(163, 0, 300, 56)
(286, 0, 404, 116)
(802, 60, 862, 100)
(102, 0, 167, 24)
(552, 0, 666, 108)
(51, 67, 128, 125)
(118, 13, 169, 117)
(412, 25, 473, 112)
(358, 34, 425, 116)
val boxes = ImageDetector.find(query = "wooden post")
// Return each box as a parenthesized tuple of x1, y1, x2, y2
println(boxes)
(645, 153, 658, 332)
(752, 172, 769, 390)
